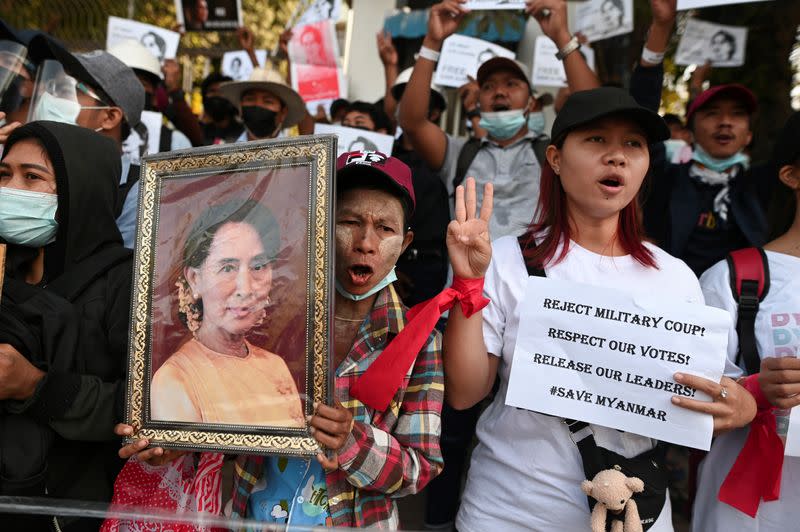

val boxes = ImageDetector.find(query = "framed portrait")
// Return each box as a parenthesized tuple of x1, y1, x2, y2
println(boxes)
(125, 135, 336, 456)
(175, 0, 243, 32)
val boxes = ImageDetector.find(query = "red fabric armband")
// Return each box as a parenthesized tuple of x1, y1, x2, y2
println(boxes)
(349, 277, 489, 412)
(718, 373, 783, 517)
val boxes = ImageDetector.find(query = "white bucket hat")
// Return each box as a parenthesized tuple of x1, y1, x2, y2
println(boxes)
(107, 39, 163, 83)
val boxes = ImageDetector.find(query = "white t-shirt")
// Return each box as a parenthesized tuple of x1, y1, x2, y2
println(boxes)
(693, 251, 800, 532)
(456, 235, 703, 532)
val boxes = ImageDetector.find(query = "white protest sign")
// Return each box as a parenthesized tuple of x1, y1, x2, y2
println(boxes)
(505, 277, 730, 450)
(433, 34, 515, 88)
(221, 50, 269, 81)
(291, 63, 344, 102)
(675, 19, 747, 68)
(678, 0, 771, 9)
(463, 0, 526, 9)
(575, 0, 634, 43)
(532, 36, 596, 88)
(122, 111, 163, 165)
(106, 17, 181, 61)
(288, 19, 339, 68)
(314, 124, 394, 158)
(295, 0, 342, 26)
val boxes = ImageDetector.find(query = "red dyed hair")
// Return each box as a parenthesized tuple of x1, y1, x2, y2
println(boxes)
(520, 154, 657, 270)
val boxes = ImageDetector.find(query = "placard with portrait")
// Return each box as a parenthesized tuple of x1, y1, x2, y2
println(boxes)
(125, 135, 335, 456)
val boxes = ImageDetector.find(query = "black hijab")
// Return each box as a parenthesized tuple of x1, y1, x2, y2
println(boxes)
(2, 121, 123, 281)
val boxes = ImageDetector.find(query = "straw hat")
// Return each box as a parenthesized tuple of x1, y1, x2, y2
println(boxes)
(218, 67, 306, 128)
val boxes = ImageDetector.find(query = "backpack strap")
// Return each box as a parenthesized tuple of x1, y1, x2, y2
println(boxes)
(453, 134, 551, 193)
(453, 137, 482, 192)
(726, 247, 770, 376)
(46, 246, 133, 302)
(531, 134, 549, 167)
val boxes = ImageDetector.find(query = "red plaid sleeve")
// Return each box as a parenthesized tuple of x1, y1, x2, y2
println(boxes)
(337, 330, 443, 496)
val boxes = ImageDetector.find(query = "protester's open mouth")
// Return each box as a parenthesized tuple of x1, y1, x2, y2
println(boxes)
(491, 103, 510, 112)
(598, 174, 625, 194)
(348, 264, 374, 286)
(713, 132, 735, 145)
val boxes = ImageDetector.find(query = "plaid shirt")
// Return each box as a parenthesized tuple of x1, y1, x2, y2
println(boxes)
(231, 284, 444, 528)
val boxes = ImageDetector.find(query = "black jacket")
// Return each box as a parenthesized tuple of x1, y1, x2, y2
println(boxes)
(630, 63, 774, 270)
(1, 122, 133, 519)
(643, 157, 772, 261)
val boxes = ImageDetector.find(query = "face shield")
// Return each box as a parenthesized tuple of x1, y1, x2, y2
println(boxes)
(0, 40, 35, 126)
(27, 59, 110, 125)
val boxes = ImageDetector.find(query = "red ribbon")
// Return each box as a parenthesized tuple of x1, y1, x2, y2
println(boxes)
(349, 277, 490, 412)
(718, 374, 783, 517)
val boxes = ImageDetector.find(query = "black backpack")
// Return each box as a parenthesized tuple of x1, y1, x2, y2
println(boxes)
(452, 134, 549, 192)
(0, 246, 131, 497)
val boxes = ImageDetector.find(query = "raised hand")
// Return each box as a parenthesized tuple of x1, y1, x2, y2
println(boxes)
(278, 29, 293, 58)
(526, 0, 571, 48)
(237, 26, 255, 52)
(377, 30, 398, 67)
(447, 177, 493, 279)
(426, 0, 470, 46)
(650, 0, 677, 28)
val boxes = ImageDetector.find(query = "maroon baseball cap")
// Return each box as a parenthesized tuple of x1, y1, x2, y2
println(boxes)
(336, 151, 416, 214)
(686, 84, 757, 123)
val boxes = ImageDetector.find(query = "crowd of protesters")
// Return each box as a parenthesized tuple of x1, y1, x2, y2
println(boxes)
(0, 0, 798, 530)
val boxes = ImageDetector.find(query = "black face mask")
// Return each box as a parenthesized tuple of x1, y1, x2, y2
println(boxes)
(241, 106, 279, 138)
(203, 95, 236, 122)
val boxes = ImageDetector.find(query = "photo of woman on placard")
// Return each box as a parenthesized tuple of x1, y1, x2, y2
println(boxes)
(709, 30, 737, 63)
(150, 199, 304, 428)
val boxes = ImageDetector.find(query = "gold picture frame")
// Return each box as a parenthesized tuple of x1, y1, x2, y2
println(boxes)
(124, 134, 335, 456)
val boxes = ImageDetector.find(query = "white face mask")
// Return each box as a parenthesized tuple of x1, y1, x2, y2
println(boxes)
(335, 267, 398, 301)
(30, 92, 81, 125)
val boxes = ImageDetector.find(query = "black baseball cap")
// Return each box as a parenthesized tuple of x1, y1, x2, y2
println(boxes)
(551, 87, 670, 145)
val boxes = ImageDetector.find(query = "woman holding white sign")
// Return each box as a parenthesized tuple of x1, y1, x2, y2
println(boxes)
(692, 112, 800, 532)
(443, 87, 756, 531)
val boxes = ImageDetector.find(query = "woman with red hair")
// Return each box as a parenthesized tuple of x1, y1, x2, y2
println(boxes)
(443, 87, 757, 531)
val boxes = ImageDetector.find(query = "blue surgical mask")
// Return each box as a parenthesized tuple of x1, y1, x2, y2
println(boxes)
(479, 109, 527, 140)
(335, 267, 398, 302)
(692, 144, 750, 172)
(30, 92, 81, 125)
(0, 187, 59, 247)
(527, 111, 546, 137)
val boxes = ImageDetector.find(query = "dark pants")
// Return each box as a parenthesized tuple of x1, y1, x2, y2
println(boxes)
(424, 402, 482, 527)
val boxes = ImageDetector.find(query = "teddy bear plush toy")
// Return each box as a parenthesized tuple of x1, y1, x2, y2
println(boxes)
(581, 468, 645, 532)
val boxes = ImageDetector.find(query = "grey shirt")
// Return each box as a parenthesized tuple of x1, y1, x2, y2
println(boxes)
(440, 130, 542, 239)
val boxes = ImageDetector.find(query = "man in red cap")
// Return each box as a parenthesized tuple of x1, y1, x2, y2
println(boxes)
(643, 83, 771, 276)
(228, 151, 444, 527)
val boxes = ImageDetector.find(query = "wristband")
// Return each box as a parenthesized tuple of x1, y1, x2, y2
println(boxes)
(418, 46, 441, 63)
(555, 36, 581, 61)
(641, 46, 665, 65)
